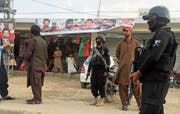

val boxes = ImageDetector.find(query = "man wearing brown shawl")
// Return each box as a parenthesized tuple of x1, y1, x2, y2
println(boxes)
(21, 24, 48, 104)
(115, 26, 141, 111)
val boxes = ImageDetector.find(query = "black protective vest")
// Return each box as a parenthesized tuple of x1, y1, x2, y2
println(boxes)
(140, 27, 177, 81)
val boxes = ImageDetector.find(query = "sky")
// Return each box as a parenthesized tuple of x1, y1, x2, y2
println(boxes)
(9, 0, 180, 18)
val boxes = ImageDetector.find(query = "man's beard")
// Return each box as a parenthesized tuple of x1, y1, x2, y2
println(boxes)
(125, 34, 130, 38)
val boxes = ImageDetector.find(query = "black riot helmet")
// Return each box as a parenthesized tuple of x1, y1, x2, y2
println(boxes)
(96, 34, 106, 43)
(143, 6, 170, 32)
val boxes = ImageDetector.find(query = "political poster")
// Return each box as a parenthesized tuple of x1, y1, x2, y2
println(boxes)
(36, 18, 135, 35)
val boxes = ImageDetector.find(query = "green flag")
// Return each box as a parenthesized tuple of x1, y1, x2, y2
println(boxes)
(78, 35, 87, 57)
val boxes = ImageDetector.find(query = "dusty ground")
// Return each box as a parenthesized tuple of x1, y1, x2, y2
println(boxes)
(0, 71, 180, 114)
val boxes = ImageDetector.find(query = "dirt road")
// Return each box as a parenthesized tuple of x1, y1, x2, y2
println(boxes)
(0, 71, 179, 114)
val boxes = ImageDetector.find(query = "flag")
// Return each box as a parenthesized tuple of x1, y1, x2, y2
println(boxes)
(84, 41, 90, 57)
(72, 34, 81, 44)
(76, 34, 81, 44)
(78, 35, 87, 57)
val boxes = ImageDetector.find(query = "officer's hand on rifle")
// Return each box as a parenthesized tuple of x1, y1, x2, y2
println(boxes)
(129, 70, 141, 83)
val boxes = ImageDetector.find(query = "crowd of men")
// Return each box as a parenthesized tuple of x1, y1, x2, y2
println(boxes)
(87, 6, 178, 114)
(0, 5, 178, 114)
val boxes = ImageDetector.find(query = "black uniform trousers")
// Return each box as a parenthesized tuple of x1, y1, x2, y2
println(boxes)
(0, 57, 9, 97)
(91, 66, 106, 98)
(139, 77, 169, 114)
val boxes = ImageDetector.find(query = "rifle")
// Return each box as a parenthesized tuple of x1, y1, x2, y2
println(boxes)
(126, 47, 144, 105)
(85, 72, 90, 81)
(86, 47, 109, 81)
(93, 47, 109, 69)
(85, 56, 94, 81)
(126, 60, 134, 105)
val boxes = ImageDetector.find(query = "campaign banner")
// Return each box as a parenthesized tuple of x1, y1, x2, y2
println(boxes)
(0, 19, 15, 44)
(36, 18, 135, 36)
(0, 19, 15, 65)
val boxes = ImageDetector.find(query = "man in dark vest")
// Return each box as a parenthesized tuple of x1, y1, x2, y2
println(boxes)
(21, 24, 48, 104)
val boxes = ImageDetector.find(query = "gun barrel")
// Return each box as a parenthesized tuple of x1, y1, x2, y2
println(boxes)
(85, 75, 89, 81)
(130, 62, 134, 74)
(126, 85, 133, 105)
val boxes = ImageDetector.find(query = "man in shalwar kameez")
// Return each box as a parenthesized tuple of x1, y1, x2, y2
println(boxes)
(21, 25, 48, 104)
(115, 27, 142, 111)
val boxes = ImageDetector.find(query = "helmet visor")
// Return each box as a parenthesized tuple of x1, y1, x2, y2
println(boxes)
(143, 15, 151, 20)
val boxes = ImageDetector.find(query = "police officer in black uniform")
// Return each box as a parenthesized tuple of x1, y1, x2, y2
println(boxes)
(87, 34, 110, 106)
(130, 6, 178, 114)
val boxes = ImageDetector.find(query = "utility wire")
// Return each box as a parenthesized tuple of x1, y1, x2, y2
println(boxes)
(17, 11, 139, 14)
(30, 0, 140, 18)
(20, 0, 180, 18)
(17, 12, 77, 14)
(31, 0, 97, 16)
(17, 10, 180, 14)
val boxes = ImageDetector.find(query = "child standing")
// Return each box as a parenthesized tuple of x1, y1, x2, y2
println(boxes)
(53, 46, 62, 73)
(66, 53, 77, 79)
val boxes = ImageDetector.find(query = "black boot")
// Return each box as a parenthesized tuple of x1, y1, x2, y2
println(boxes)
(2, 96, 15, 100)
(26, 99, 42, 104)
(26, 98, 34, 102)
